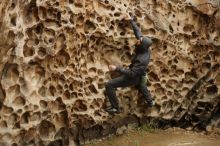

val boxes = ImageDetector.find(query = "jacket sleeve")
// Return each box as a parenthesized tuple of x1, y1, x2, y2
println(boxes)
(130, 19, 142, 40)
(116, 60, 145, 77)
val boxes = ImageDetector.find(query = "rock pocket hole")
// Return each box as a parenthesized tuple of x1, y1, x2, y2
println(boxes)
(10, 15, 17, 26)
(73, 100, 87, 112)
(21, 112, 30, 124)
(85, 20, 96, 33)
(23, 44, 35, 57)
(1, 106, 13, 115)
(111, 6, 115, 11)
(69, 0, 73, 4)
(38, 47, 46, 57)
(40, 100, 47, 108)
(183, 24, 194, 33)
(97, 17, 102, 22)
(114, 12, 121, 17)
(0, 120, 7, 128)
(12, 96, 25, 107)
(55, 49, 70, 67)
(39, 120, 56, 138)
(169, 25, 174, 33)
(148, 72, 160, 82)
(49, 85, 56, 96)
(88, 84, 99, 94)
(9, 3, 16, 11)
(38, 86, 46, 97)
(120, 32, 125, 36)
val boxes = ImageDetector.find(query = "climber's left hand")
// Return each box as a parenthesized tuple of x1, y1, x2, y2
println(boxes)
(108, 65, 117, 71)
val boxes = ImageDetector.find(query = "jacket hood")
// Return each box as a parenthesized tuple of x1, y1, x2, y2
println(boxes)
(135, 37, 152, 53)
(141, 37, 152, 49)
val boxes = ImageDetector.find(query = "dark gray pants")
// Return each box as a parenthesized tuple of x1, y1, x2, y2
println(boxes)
(105, 75, 152, 109)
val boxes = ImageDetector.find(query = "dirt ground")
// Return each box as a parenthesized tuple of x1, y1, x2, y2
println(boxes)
(83, 128, 220, 146)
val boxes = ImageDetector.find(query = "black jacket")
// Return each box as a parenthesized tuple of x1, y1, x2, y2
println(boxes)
(116, 19, 152, 78)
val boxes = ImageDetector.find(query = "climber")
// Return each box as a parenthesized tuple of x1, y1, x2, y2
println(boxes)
(105, 15, 155, 114)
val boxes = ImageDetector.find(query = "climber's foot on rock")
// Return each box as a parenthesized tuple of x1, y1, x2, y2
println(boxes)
(146, 100, 155, 107)
(105, 107, 121, 115)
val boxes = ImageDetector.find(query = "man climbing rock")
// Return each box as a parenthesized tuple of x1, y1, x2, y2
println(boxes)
(105, 15, 155, 114)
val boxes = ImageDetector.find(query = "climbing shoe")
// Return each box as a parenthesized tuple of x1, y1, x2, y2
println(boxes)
(105, 107, 120, 114)
(147, 100, 155, 107)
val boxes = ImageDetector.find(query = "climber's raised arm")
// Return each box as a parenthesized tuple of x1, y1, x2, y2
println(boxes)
(129, 18, 152, 49)
(130, 18, 142, 40)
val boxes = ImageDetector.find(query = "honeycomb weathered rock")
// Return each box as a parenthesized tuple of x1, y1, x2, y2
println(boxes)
(0, 0, 219, 145)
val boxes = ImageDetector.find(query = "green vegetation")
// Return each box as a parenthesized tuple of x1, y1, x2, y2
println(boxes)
(107, 136, 114, 145)
(87, 141, 96, 146)
(133, 140, 141, 146)
(137, 120, 158, 135)
(86, 121, 158, 146)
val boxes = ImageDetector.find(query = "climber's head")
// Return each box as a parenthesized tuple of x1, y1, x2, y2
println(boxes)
(135, 36, 152, 53)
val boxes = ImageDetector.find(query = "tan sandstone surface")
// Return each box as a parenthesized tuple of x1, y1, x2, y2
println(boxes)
(0, 0, 219, 145)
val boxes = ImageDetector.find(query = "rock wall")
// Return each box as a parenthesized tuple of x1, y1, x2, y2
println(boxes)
(0, 0, 219, 145)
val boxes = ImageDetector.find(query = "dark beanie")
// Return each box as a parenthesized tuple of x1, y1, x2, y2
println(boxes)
(141, 37, 152, 50)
